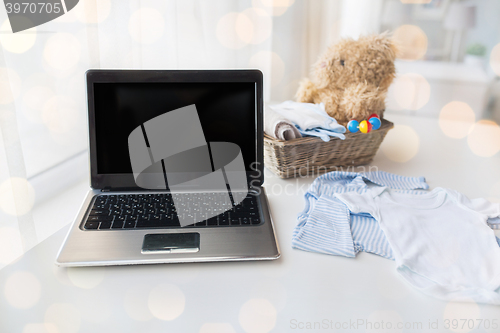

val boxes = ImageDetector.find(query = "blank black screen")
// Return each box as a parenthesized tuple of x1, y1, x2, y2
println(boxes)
(93, 82, 256, 174)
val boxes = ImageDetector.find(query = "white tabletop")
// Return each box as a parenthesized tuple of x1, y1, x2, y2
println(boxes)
(1, 113, 500, 333)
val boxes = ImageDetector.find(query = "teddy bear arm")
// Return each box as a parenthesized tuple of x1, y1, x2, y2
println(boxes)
(295, 78, 319, 103)
(316, 90, 345, 123)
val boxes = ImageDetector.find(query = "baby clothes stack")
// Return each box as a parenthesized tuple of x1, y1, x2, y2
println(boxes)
(294, 171, 500, 304)
(264, 105, 302, 140)
(265, 101, 346, 142)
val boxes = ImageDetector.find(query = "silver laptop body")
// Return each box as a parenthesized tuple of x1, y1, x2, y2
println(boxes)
(56, 69, 280, 267)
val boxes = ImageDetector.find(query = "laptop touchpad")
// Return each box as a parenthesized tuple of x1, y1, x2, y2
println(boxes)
(142, 233, 200, 254)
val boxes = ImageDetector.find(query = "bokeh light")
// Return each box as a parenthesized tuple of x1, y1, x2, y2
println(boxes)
(238, 299, 277, 333)
(439, 101, 475, 139)
(235, 11, 253, 44)
(67, 267, 105, 289)
(44, 303, 81, 333)
(467, 120, 500, 157)
(216, 12, 248, 49)
(74, 0, 111, 24)
(0, 177, 35, 216)
(0, 20, 36, 54)
(236, 8, 272, 45)
(0, 67, 22, 105)
(42, 96, 80, 134)
(249, 51, 285, 87)
(393, 25, 428, 61)
(148, 283, 185, 321)
(381, 124, 420, 163)
(392, 76, 415, 111)
(443, 299, 480, 333)
(392, 73, 430, 110)
(0, 227, 24, 265)
(43, 33, 81, 71)
(4, 271, 41, 309)
(128, 8, 165, 44)
(253, 0, 295, 16)
(200, 323, 236, 333)
(490, 43, 500, 76)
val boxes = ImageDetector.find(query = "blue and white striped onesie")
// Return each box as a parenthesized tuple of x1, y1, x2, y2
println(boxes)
(293, 171, 429, 259)
(293, 171, 500, 259)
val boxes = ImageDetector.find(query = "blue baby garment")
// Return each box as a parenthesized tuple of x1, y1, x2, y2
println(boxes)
(293, 171, 429, 259)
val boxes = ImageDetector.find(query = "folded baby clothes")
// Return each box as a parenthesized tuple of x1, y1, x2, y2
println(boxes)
(264, 105, 302, 140)
(336, 187, 500, 304)
(268, 101, 346, 142)
(293, 171, 429, 259)
(295, 127, 343, 142)
(294, 171, 500, 258)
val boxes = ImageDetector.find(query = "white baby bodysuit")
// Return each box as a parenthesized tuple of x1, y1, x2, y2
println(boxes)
(335, 187, 500, 304)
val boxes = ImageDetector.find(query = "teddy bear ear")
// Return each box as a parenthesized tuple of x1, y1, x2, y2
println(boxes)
(373, 31, 400, 60)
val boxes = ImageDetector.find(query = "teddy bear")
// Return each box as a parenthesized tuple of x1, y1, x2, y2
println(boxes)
(296, 33, 398, 126)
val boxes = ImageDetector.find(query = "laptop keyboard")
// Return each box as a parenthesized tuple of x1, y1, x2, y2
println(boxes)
(83, 192, 261, 230)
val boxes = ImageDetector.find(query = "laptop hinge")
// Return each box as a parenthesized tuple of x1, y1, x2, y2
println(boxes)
(101, 187, 112, 192)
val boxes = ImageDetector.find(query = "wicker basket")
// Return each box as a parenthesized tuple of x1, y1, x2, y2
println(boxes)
(264, 119, 394, 178)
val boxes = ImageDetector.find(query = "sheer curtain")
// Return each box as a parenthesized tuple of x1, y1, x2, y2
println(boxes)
(0, 0, 343, 266)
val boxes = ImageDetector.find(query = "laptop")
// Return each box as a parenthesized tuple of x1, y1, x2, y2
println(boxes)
(56, 69, 280, 266)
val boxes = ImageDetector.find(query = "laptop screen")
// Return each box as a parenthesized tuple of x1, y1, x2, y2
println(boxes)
(93, 82, 257, 176)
